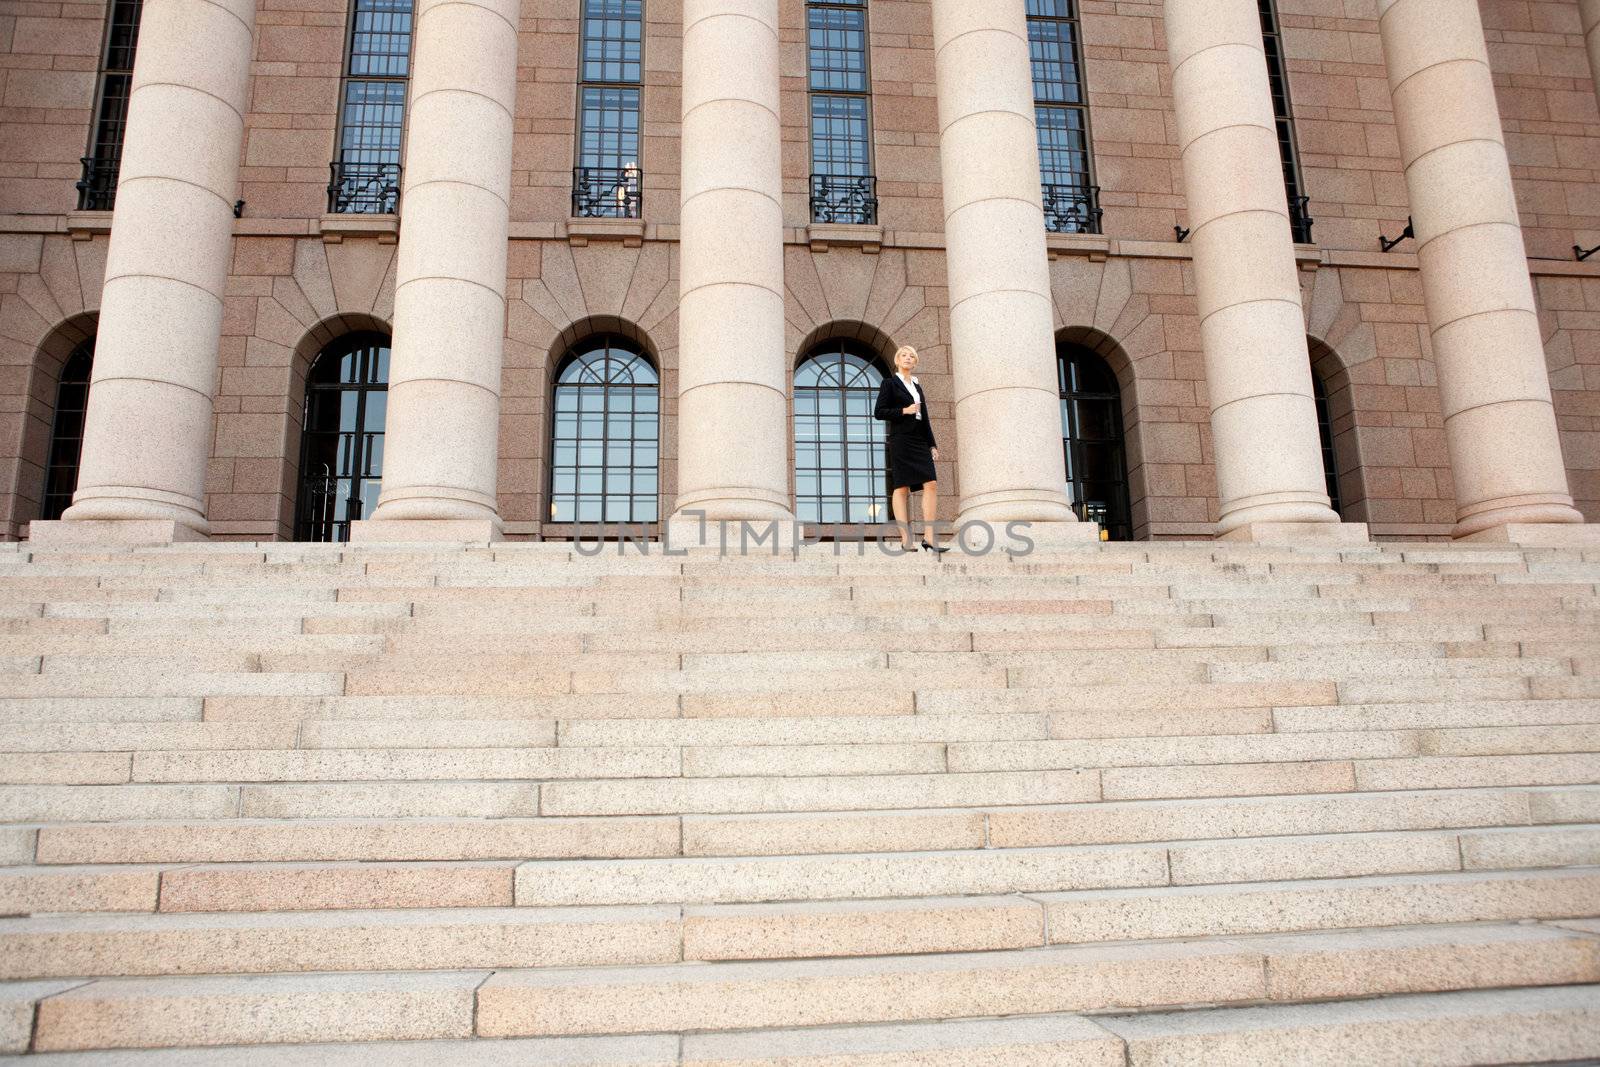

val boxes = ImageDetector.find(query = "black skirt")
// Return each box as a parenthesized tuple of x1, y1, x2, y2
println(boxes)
(887, 434, 937, 490)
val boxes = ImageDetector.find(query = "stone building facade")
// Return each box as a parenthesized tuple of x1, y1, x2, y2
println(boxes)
(0, 0, 1598, 544)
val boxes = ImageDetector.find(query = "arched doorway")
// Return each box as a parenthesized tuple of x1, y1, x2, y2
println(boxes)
(40, 339, 94, 522)
(294, 332, 389, 542)
(1311, 369, 1342, 516)
(1058, 342, 1132, 541)
(794, 339, 888, 524)
(548, 335, 659, 524)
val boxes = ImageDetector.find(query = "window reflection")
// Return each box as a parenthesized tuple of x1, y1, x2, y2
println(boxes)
(550, 337, 659, 524)
(295, 332, 389, 542)
(795, 342, 888, 524)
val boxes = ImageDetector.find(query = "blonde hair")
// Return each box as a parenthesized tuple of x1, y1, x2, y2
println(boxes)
(892, 345, 918, 369)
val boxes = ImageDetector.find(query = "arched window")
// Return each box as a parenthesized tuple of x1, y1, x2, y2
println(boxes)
(40, 340, 94, 522)
(1312, 369, 1343, 516)
(794, 341, 887, 524)
(1058, 344, 1132, 541)
(549, 337, 659, 524)
(295, 332, 389, 542)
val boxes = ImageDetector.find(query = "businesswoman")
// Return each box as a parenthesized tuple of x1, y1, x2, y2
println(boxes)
(874, 345, 949, 553)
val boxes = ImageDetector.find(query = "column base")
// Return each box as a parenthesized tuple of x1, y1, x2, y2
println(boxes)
(1217, 522, 1371, 545)
(347, 519, 503, 543)
(1456, 523, 1600, 547)
(27, 519, 208, 545)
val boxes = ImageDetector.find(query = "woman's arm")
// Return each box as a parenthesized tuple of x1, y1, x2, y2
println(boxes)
(874, 378, 904, 423)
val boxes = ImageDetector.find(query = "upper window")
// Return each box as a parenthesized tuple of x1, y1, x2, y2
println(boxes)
(77, 0, 142, 211)
(573, 0, 644, 219)
(807, 0, 877, 225)
(549, 338, 659, 524)
(1058, 345, 1132, 541)
(296, 333, 389, 542)
(41, 341, 94, 522)
(328, 0, 413, 214)
(1259, 0, 1313, 243)
(795, 342, 888, 524)
(1027, 0, 1100, 235)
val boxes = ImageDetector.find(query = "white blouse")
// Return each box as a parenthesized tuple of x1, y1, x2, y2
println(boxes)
(897, 373, 923, 421)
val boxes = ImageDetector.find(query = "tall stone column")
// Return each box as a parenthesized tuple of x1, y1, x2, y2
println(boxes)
(354, 0, 519, 541)
(930, 0, 1084, 535)
(1378, 0, 1587, 541)
(1164, 0, 1352, 541)
(666, 0, 794, 543)
(35, 0, 257, 542)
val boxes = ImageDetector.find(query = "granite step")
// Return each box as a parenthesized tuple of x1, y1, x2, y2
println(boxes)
(19, 923, 1599, 1051)
(23, 785, 1585, 865)
(471, 923, 1600, 1038)
(0, 905, 684, 979)
(1096, 984, 1600, 1067)
(11, 1034, 680, 1063)
(678, 987, 1600, 1066)
(502, 828, 1510, 908)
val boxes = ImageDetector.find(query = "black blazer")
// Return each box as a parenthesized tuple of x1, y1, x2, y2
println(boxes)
(873, 375, 938, 448)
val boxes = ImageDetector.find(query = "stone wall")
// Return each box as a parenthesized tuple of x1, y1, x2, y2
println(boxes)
(0, 0, 1597, 540)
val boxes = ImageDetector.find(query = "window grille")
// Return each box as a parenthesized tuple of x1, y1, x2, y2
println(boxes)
(76, 0, 142, 211)
(574, 0, 644, 219)
(1028, 0, 1101, 234)
(1259, 0, 1314, 243)
(329, 0, 412, 214)
(808, 0, 876, 225)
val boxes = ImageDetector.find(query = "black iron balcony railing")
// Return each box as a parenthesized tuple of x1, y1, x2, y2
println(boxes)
(810, 174, 878, 226)
(327, 161, 400, 215)
(1289, 194, 1315, 244)
(75, 156, 120, 211)
(1042, 182, 1103, 235)
(573, 166, 642, 219)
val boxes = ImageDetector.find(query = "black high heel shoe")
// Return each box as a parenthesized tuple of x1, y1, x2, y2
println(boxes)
(920, 540, 949, 555)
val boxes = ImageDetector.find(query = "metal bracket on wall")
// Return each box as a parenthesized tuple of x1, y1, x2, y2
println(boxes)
(1379, 217, 1414, 253)
(233, 200, 246, 219)
(1174, 225, 1190, 243)
(1575, 243, 1600, 263)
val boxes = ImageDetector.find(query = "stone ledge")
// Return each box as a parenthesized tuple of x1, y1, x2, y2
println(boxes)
(348, 519, 502, 544)
(319, 214, 398, 244)
(1047, 232, 1111, 262)
(1458, 523, 1600, 546)
(66, 212, 111, 240)
(565, 217, 646, 248)
(1218, 522, 1371, 545)
(26, 519, 208, 544)
(807, 223, 884, 254)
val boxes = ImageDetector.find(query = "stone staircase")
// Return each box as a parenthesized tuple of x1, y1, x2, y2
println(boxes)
(0, 538, 1597, 1063)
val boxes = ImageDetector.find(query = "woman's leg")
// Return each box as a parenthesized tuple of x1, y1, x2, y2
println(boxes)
(921, 482, 937, 527)
(891, 486, 913, 548)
